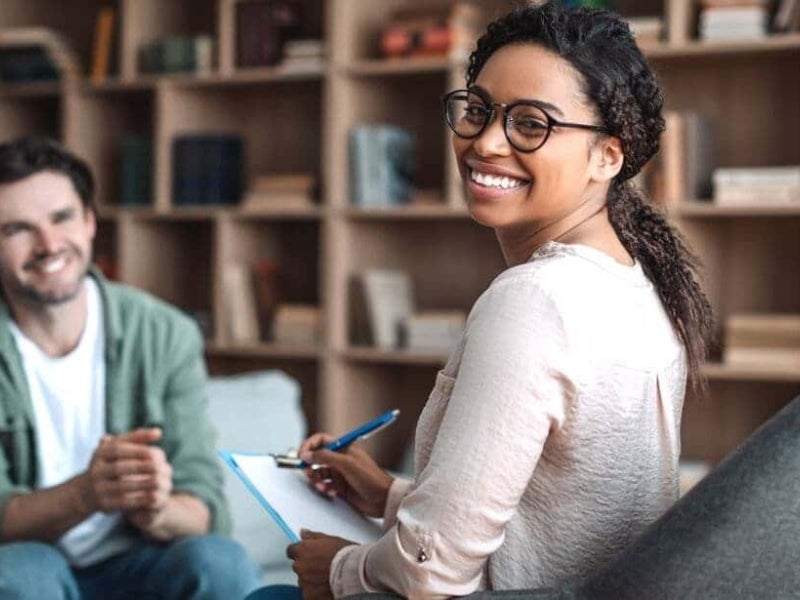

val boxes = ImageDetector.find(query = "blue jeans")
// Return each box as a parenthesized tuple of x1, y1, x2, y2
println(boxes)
(0, 534, 262, 599)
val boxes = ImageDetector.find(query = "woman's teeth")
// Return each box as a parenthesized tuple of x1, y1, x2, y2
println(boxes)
(470, 169, 527, 189)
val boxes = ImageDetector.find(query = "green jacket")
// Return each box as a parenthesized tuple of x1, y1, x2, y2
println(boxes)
(0, 270, 231, 536)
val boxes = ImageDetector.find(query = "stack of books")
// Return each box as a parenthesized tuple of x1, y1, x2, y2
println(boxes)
(724, 314, 800, 368)
(281, 39, 324, 71)
(349, 124, 416, 208)
(402, 311, 465, 353)
(242, 173, 317, 210)
(713, 166, 800, 205)
(273, 304, 321, 345)
(698, 0, 770, 40)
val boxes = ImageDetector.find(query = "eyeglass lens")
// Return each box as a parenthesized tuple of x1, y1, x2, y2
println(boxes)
(445, 92, 550, 152)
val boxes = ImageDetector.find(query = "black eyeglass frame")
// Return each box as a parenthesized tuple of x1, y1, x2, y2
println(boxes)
(442, 88, 610, 153)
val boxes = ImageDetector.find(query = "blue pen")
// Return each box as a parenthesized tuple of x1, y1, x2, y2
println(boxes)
(271, 409, 400, 469)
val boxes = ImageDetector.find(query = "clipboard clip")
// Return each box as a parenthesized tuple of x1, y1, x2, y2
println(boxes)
(270, 452, 305, 469)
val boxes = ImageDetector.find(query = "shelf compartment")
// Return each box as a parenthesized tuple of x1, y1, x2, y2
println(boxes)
(157, 79, 323, 210)
(215, 217, 320, 346)
(65, 87, 155, 210)
(330, 71, 449, 208)
(336, 219, 502, 349)
(120, 0, 217, 80)
(0, 94, 60, 140)
(118, 217, 215, 337)
(322, 360, 438, 468)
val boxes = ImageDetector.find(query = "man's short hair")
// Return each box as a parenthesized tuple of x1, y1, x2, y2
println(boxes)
(0, 136, 95, 211)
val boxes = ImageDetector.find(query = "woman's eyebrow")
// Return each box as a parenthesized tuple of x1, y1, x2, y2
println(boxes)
(467, 85, 565, 117)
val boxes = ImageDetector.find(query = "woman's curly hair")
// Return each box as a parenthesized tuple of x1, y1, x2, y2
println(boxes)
(466, 2, 713, 392)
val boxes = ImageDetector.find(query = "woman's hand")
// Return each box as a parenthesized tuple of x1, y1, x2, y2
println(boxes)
(288, 529, 355, 600)
(299, 433, 394, 518)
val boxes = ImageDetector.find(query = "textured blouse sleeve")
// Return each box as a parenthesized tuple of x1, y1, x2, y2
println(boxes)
(329, 274, 574, 599)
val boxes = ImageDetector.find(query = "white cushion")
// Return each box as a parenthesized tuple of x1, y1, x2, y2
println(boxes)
(206, 370, 306, 570)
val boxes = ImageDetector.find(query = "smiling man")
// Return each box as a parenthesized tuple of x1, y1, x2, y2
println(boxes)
(0, 137, 261, 599)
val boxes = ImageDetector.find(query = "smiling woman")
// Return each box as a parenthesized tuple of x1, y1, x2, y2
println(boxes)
(250, 3, 714, 600)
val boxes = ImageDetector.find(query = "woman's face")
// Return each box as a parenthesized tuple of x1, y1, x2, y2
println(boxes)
(452, 43, 611, 234)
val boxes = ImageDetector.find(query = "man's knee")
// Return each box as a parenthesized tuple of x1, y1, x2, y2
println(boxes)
(156, 534, 262, 597)
(0, 542, 78, 599)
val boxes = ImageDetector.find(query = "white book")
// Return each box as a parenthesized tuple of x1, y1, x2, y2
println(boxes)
(222, 262, 260, 343)
(361, 269, 415, 349)
(220, 451, 382, 543)
(713, 166, 800, 186)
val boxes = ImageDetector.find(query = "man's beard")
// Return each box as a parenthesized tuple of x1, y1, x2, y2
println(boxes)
(15, 250, 91, 306)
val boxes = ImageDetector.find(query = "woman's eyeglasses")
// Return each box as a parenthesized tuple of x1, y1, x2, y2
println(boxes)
(442, 89, 608, 153)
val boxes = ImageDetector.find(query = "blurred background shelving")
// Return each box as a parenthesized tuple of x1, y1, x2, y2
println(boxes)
(0, 0, 797, 467)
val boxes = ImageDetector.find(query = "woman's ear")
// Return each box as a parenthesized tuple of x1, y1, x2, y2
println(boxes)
(590, 136, 624, 183)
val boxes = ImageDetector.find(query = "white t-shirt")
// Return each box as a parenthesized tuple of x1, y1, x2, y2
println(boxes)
(10, 278, 136, 567)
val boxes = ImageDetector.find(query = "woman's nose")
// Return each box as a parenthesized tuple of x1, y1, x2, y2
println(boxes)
(472, 113, 512, 157)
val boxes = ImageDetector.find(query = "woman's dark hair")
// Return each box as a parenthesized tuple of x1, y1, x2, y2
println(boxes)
(0, 136, 95, 211)
(467, 2, 713, 391)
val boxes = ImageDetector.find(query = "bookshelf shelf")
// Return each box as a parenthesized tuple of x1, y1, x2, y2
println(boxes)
(340, 346, 448, 367)
(702, 362, 800, 383)
(341, 205, 470, 220)
(159, 67, 327, 88)
(646, 33, 800, 60)
(343, 56, 453, 76)
(676, 201, 800, 218)
(0, 82, 63, 97)
(205, 342, 321, 360)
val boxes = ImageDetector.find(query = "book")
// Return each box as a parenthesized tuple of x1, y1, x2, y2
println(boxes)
(713, 166, 800, 205)
(349, 124, 416, 207)
(725, 314, 800, 347)
(119, 135, 152, 207)
(659, 111, 715, 205)
(172, 135, 244, 206)
(90, 6, 116, 82)
(666, 0, 695, 43)
(402, 310, 466, 353)
(222, 262, 260, 343)
(251, 259, 284, 340)
(352, 269, 415, 349)
(273, 304, 321, 345)
(242, 173, 317, 209)
(219, 450, 382, 544)
(236, 0, 301, 68)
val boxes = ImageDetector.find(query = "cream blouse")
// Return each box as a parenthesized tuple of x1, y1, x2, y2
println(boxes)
(330, 242, 687, 599)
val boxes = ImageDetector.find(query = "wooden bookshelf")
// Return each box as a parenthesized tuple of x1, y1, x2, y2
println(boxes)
(0, 0, 797, 465)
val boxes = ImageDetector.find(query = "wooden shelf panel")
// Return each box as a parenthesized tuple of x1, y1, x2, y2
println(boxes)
(205, 342, 321, 360)
(341, 204, 469, 220)
(702, 362, 800, 383)
(0, 82, 63, 97)
(340, 346, 448, 366)
(343, 56, 453, 76)
(675, 201, 800, 218)
(646, 34, 800, 60)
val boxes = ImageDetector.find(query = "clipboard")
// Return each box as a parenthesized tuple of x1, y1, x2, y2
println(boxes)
(219, 449, 383, 544)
